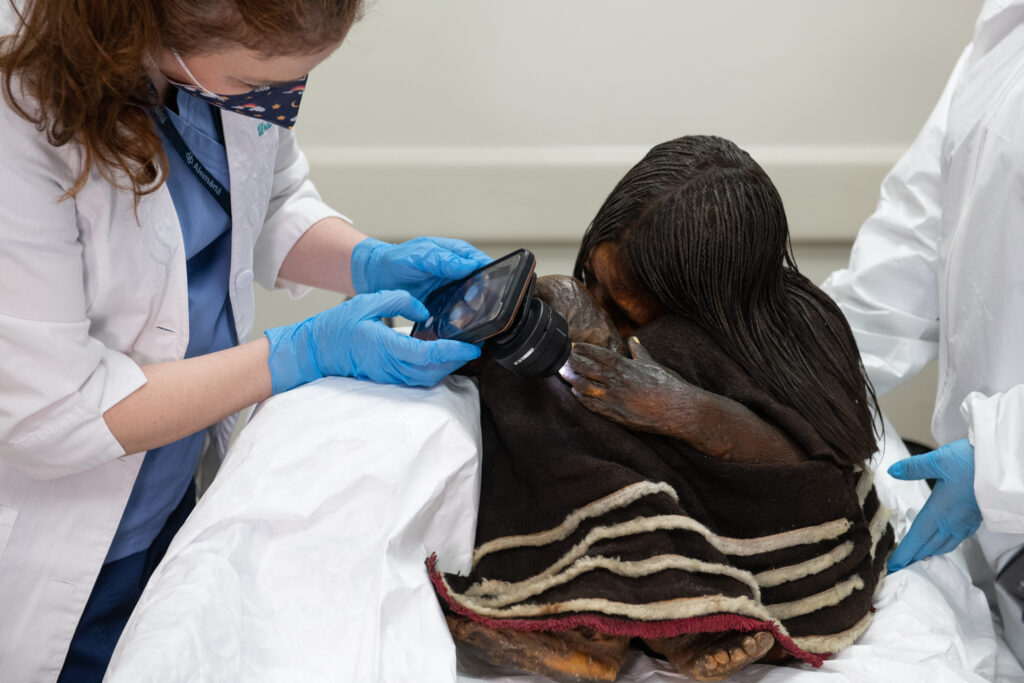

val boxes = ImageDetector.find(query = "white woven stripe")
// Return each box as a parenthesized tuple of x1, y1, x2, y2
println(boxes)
(440, 571, 784, 627)
(765, 575, 865, 620)
(713, 517, 854, 556)
(473, 514, 716, 594)
(856, 469, 875, 505)
(472, 481, 678, 567)
(868, 501, 893, 560)
(754, 541, 855, 588)
(791, 612, 874, 654)
(474, 489, 853, 569)
(465, 553, 762, 607)
(456, 482, 872, 652)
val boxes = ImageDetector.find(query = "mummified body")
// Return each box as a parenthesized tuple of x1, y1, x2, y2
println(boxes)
(430, 136, 894, 682)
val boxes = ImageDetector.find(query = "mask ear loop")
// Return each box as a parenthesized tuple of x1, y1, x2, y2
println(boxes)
(171, 50, 219, 98)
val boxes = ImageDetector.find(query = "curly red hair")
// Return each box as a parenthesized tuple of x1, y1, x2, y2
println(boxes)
(0, 0, 362, 200)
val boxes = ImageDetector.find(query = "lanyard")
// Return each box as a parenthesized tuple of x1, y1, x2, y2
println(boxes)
(151, 106, 232, 217)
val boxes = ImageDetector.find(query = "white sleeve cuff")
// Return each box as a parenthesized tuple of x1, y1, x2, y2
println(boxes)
(0, 317, 148, 479)
(961, 388, 1024, 533)
(254, 192, 349, 299)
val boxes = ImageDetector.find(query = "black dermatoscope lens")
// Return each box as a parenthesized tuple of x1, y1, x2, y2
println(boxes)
(489, 295, 571, 379)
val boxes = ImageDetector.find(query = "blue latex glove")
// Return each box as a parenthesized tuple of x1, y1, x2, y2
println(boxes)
(886, 438, 982, 572)
(350, 237, 492, 300)
(264, 290, 481, 394)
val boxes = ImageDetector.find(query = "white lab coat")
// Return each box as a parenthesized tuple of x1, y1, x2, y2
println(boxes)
(822, 0, 1024, 665)
(0, 80, 343, 681)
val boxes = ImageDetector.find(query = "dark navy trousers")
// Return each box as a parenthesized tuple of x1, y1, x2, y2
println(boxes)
(57, 482, 196, 683)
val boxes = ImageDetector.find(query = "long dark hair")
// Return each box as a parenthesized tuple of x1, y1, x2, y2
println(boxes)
(574, 135, 878, 466)
(1, 0, 363, 200)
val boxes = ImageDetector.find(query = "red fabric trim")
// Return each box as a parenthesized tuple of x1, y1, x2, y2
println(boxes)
(427, 554, 826, 667)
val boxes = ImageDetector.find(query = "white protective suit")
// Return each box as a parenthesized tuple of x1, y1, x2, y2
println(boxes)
(822, 0, 1024, 665)
(0, 76, 343, 681)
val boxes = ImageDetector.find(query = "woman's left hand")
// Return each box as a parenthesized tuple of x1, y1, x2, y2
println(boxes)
(350, 236, 492, 300)
(559, 338, 697, 435)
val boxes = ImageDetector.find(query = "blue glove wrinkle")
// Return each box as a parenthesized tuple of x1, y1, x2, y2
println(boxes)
(265, 320, 319, 395)
(349, 236, 492, 299)
(418, 241, 487, 281)
(886, 438, 981, 573)
(264, 290, 479, 393)
(931, 533, 965, 557)
(349, 237, 389, 295)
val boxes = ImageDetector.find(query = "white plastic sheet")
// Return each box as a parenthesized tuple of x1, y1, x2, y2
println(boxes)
(108, 376, 481, 682)
(107, 377, 1024, 682)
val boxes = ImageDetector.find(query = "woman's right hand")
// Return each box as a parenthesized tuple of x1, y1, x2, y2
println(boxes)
(264, 290, 481, 394)
(534, 275, 624, 354)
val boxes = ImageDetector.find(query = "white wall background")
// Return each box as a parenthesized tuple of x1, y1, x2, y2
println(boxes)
(257, 0, 986, 446)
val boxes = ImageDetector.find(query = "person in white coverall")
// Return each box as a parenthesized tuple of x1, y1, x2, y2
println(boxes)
(822, 0, 1024, 665)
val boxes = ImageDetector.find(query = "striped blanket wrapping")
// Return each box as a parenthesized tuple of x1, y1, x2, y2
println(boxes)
(429, 314, 894, 665)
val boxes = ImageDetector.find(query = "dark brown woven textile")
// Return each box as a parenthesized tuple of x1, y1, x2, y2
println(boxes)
(429, 314, 894, 664)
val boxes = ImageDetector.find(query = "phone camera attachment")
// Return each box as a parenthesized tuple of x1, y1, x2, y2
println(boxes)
(411, 248, 572, 378)
(489, 295, 570, 379)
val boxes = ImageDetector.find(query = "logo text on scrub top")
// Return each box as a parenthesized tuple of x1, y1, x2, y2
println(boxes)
(257, 121, 272, 136)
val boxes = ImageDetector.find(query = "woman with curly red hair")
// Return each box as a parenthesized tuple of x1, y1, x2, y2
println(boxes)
(0, 2, 488, 680)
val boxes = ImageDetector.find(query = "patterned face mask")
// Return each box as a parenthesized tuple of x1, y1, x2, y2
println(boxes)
(166, 50, 306, 129)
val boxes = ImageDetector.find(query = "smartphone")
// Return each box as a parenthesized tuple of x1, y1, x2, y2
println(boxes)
(411, 249, 536, 343)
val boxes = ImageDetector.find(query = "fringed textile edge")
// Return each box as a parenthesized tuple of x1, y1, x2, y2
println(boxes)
(426, 554, 827, 668)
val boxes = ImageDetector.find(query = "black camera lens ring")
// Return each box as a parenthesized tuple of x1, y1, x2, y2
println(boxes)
(489, 297, 571, 379)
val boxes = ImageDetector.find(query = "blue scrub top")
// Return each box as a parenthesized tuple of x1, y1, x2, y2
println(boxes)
(106, 90, 236, 562)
